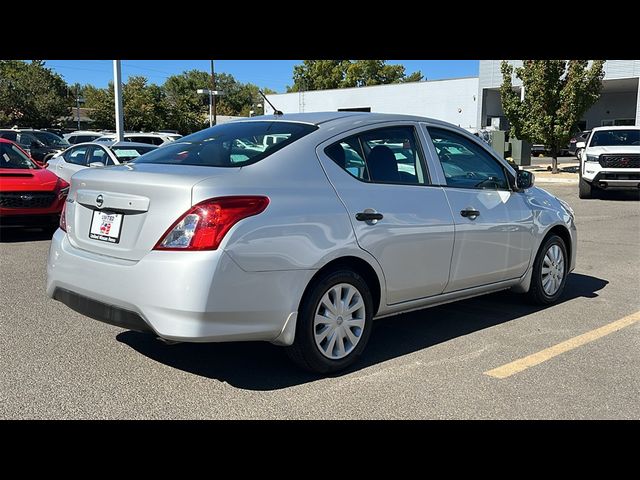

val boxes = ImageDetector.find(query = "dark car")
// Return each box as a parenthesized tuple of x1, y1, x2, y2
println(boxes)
(0, 129, 70, 164)
(568, 130, 591, 158)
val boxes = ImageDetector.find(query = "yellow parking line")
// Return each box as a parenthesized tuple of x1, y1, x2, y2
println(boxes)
(485, 311, 640, 379)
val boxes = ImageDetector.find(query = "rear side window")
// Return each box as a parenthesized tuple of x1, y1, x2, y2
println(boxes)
(111, 146, 156, 163)
(324, 126, 428, 185)
(134, 121, 317, 167)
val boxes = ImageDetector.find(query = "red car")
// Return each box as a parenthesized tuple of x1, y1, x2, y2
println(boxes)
(0, 138, 69, 230)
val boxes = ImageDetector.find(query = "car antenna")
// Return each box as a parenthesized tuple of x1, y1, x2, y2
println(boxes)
(258, 90, 283, 116)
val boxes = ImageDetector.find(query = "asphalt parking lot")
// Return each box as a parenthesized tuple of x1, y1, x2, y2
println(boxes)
(1, 184, 638, 419)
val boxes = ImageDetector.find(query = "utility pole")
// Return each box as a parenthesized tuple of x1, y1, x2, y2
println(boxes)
(211, 60, 217, 126)
(75, 86, 82, 131)
(113, 60, 124, 142)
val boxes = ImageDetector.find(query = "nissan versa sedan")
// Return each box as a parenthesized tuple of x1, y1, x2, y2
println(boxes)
(46, 112, 577, 373)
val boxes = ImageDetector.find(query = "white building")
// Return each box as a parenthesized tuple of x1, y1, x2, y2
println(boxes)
(265, 60, 640, 131)
(264, 77, 479, 129)
(478, 60, 640, 131)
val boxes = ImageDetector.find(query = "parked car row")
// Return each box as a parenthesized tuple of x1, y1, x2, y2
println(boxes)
(0, 138, 69, 229)
(0, 126, 170, 231)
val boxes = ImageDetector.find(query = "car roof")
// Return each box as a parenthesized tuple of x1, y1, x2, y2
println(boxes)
(591, 125, 640, 132)
(237, 111, 459, 129)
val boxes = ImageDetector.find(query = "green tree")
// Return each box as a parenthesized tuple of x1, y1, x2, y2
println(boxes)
(287, 60, 423, 92)
(83, 84, 114, 130)
(84, 76, 167, 132)
(500, 60, 605, 173)
(162, 69, 210, 134)
(0, 60, 70, 127)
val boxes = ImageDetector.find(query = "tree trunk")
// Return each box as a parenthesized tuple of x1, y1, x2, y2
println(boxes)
(551, 149, 559, 174)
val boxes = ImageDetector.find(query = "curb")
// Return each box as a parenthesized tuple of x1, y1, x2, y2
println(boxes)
(534, 178, 578, 184)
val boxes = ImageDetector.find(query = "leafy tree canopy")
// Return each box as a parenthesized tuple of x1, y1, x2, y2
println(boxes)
(288, 60, 423, 92)
(0, 60, 70, 128)
(500, 60, 605, 172)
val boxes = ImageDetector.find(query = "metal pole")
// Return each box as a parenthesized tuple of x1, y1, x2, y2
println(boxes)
(211, 60, 217, 126)
(76, 86, 81, 131)
(113, 60, 124, 142)
(208, 89, 213, 128)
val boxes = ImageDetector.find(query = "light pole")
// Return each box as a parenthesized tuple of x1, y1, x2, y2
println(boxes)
(196, 88, 224, 127)
(75, 87, 85, 131)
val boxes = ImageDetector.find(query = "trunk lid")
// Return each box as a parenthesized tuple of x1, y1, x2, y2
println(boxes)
(67, 163, 238, 261)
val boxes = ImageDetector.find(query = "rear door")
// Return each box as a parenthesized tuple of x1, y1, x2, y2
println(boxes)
(57, 144, 90, 183)
(423, 125, 534, 292)
(317, 123, 455, 305)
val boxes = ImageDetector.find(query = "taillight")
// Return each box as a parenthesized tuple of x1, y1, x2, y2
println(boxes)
(154, 196, 269, 251)
(60, 201, 67, 232)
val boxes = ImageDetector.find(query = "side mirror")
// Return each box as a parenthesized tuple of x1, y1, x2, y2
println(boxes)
(516, 170, 535, 190)
(576, 141, 585, 149)
(89, 161, 105, 168)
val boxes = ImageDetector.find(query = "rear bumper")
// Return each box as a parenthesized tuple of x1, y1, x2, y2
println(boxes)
(46, 229, 312, 343)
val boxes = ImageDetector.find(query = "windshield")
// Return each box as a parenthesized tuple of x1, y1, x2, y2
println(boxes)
(110, 145, 157, 163)
(590, 129, 640, 147)
(134, 121, 317, 167)
(0, 142, 38, 169)
(32, 131, 70, 148)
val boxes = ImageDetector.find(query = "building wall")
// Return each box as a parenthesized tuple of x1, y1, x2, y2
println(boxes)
(265, 77, 480, 129)
(583, 91, 638, 129)
(478, 60, 640, 128)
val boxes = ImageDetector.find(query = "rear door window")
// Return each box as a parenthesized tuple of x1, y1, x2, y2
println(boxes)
(324, 126, 428, 185)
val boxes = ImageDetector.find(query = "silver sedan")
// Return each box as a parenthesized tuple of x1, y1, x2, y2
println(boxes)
(46, 112, 577, 373)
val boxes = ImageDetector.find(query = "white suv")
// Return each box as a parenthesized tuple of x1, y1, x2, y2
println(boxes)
(579, 126, 640, 198)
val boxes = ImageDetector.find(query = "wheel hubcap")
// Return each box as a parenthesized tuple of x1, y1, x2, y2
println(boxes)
(541, 244, 565, 296)
(313, 283, 366, 360)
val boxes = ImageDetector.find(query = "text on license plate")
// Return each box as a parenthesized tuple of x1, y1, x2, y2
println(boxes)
(89, 211, 123, 243)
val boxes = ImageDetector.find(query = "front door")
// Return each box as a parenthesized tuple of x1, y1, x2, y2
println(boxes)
(318, 124, 455, 305)
(424, 126, 534, 292)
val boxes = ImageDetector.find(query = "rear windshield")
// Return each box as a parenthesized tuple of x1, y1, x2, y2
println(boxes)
(589, 129, 640, 147)
(133, 121, 317, 167)
(0, 142, 37, 169)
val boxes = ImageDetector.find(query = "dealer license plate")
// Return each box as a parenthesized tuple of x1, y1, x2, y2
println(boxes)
(89, 210, 123, 243)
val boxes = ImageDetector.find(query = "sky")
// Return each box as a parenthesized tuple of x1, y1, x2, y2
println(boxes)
(43, 60, 479, 93)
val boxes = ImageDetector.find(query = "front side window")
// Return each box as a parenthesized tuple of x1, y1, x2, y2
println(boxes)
(0, 142, 37, 169)
(64, 146, 89, 165)
(134, 121, 317, 168)
(324, 126, 427, 185)
(427, 127, 509, 190)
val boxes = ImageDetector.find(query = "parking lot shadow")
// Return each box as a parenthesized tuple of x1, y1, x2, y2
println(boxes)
(594, 190, 640, 201)
(0, 227, 55, 243)
(117, 272, 608, 391)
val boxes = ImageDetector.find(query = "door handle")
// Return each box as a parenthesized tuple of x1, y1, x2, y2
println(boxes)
(355, 211, 384, 222)
(460, 208, 480, 219)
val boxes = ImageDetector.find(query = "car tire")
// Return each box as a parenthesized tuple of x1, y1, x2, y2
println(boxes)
(527, 234, 568, 305)
(286, 269, 374, 374)
(579, 174, 593, 199)
(575, 148, 583, 160)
